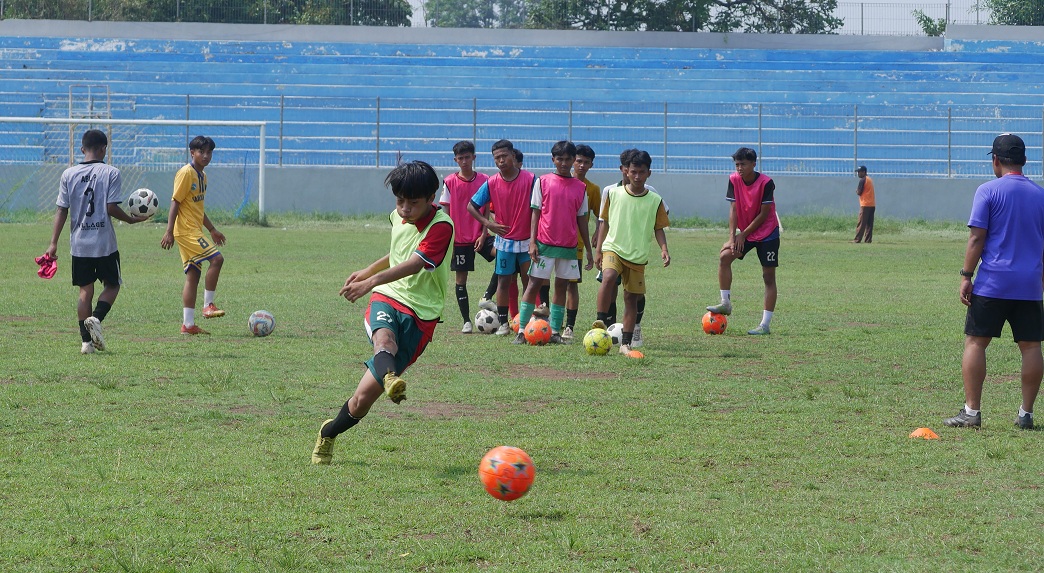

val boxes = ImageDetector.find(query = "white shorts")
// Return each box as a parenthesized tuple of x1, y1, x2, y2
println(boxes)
(529, 256, 580, 281)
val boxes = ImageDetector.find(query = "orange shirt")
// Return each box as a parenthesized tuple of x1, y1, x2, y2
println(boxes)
(859, 176, 875, 207)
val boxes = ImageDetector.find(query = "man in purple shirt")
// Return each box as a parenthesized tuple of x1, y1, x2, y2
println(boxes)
(946, 134, 1044, 430)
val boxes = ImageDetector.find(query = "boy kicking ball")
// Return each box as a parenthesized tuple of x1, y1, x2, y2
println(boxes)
(312, 161, 454, 465)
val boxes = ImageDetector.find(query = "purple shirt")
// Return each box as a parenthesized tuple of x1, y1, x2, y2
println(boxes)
(968, 174, 1044, 300)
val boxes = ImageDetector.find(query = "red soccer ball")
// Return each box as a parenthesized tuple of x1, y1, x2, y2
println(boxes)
(478, 446, 535, 501)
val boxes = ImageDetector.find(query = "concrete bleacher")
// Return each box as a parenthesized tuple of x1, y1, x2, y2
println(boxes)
(0, 21, 1042, 178)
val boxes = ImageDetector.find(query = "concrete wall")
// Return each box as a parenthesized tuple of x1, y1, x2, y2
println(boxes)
(0, 166, 993, 223)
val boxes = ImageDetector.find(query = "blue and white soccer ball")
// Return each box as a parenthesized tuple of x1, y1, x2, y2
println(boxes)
(248, 310, 275, 337)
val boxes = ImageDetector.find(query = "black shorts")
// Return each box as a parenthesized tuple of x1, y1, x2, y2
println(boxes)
(71, 251, 122, 287)
(737, 237, 780, 268)
(450, 236, 496, 272)
(965, 295, 1044, 342)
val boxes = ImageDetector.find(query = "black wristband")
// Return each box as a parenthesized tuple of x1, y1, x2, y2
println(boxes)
(960, 269, 974, 278)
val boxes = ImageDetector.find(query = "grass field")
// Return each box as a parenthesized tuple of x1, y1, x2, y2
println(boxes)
(2, 213, 1042, 572)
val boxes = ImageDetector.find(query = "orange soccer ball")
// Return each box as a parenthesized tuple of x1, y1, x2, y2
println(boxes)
(702, 311, 728, 335)
(510, 313, 521, 333)
(478, 446, 535, 501)
(523, 318, 552, 345)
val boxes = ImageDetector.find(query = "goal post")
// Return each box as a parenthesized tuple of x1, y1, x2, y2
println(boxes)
(0, 117, 268, 220)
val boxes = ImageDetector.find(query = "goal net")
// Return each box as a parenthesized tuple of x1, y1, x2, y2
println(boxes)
(0, 117, 266, 219)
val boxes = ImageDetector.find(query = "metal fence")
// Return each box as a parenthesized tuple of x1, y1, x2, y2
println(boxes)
(0, 0, 997, 35)
(6, 95, 1041, 179)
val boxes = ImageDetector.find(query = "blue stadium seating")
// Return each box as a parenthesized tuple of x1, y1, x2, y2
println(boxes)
(0, 32, 1042, 176)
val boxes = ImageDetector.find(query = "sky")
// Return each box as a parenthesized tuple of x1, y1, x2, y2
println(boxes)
(408, 1, 991, 35)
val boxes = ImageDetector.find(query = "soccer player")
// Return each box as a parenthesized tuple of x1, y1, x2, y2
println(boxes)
(467, 140, 538, 335)
(591, 150, 670, 356)
(44, 129, 147, 354)
(439, 140, 496, 333)
(598, 148, 664, 347)
(562, 144, 601, 341)
(515, 140, 593, 345)
(160, 135, 226, 335)
(706, 147, 779, 335)
(312, 161, 453, 465)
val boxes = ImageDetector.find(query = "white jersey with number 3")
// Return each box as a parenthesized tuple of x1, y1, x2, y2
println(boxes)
(56, 160, 122, 257)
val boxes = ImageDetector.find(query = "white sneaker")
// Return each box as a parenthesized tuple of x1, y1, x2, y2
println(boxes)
(81, 341, 95, 354)
(494, 323, 512, 336)
(631, 324, 643, 348)
(478, 298, 497, 312)
(84, 316, 105, 351)
(561, 326, 574, 342)
(461, 321, 474, 334)
(619, 344, 632, 355)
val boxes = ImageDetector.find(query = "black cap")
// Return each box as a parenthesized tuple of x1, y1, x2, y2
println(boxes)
(989, 133, 1026, 162)
(856, 165, 867, 172)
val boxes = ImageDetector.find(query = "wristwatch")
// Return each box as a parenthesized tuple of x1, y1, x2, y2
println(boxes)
(960, 269, 974, 278)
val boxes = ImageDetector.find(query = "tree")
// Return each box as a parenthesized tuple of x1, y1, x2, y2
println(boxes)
(705, 0, 842, 34)
(518, 0, 841, 33)
(912, 9, 945, 36)
(986, 0, 1044, 26)
(424, 0, 527, 28)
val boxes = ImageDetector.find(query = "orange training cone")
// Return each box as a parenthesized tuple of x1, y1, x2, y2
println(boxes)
(909, 427, 940, 440)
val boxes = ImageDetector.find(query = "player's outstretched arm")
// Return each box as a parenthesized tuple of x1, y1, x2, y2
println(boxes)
(341, 254, 425, 303)
(107, 203, 146, 224)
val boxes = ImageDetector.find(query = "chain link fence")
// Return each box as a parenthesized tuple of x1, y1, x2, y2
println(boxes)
(0, 0, 996, 34)
(5, 94, 1041, 178)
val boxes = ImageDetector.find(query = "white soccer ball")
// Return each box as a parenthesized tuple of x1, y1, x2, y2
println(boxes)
(249, 310, 275, 337)
(127, 188, 159, 219)
(606, 322, 624, 345)
(474, 308, 502, 334)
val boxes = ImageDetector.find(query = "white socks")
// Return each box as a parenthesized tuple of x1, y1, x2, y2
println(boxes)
(720, 290, 731, 303)
(762, 310, 774, 327)
(184, 308, 195, 327)
(965, 404, 980, 416)
(1019, 406, 1033, 419)
(204, 290, 216, 307)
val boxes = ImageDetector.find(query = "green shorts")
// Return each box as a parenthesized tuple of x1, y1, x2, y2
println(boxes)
(364, 294, 438, 384)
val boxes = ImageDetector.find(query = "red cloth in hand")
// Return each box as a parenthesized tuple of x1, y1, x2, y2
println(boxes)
(35, 253, 57, 279)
